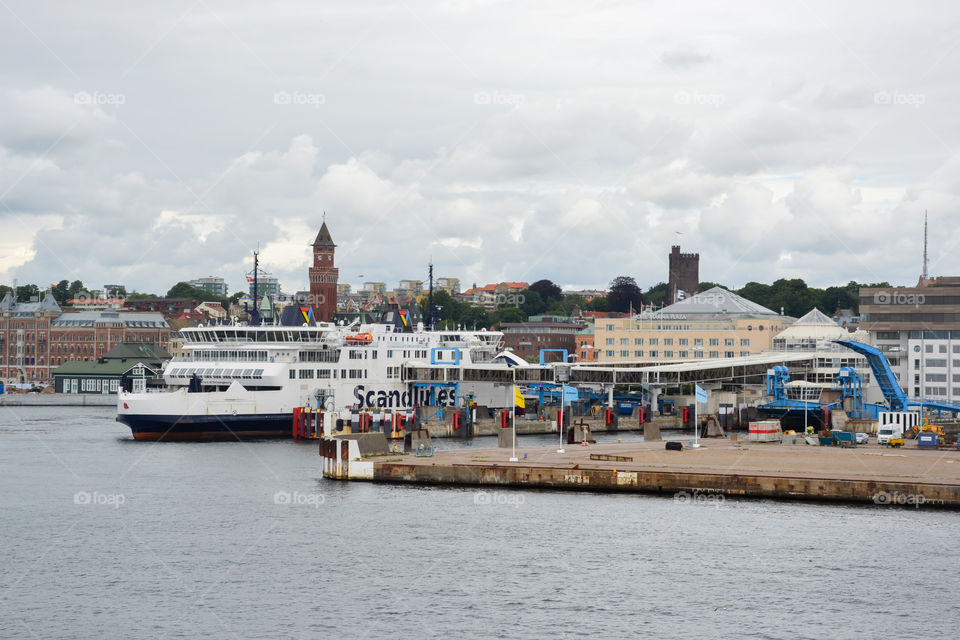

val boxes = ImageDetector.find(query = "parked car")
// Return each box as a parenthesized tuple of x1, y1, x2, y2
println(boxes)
(855, 432, 869, 445)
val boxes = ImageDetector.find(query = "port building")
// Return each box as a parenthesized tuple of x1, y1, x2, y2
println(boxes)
(594, 287, 792, 363)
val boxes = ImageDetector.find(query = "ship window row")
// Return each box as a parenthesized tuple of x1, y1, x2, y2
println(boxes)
(189, 329, 328, 343)
(288, 368, 361, 380)
(186, 350, 268, 362)
(167, 367, 265, 379)
(298, 350, 340, 362)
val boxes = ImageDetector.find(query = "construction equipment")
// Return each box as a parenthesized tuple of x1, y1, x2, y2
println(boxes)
(911, 418, 945, 438)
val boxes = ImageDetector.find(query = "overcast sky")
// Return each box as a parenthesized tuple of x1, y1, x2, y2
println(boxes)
(1, 1, 958, 297)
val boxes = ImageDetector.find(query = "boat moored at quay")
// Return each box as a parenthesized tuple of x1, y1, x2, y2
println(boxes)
(116, 317, 506, 441)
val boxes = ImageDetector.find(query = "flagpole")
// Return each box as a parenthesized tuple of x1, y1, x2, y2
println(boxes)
(557, 385, 565, 454)
(694, 395, 699, 448)
(693, 385, 703, 448)
(510, 385, 519, 462)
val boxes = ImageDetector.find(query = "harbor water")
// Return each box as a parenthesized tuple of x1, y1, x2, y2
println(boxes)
(2, 406, 959, 639)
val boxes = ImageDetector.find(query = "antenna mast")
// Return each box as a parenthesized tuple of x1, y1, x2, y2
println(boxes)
(427, 262, 434, 330)
(922, 210, 929, 283)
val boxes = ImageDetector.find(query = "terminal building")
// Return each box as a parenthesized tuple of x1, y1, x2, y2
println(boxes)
(595, 287, 792, 363)
(860, 277, 960, 403)
(767, 308, 880, 404)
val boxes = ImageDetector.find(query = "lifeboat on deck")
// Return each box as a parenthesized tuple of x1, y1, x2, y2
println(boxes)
(345, 331, 374, 344)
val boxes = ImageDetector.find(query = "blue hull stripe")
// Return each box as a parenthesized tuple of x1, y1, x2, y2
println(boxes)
(117, 413, 292, 440)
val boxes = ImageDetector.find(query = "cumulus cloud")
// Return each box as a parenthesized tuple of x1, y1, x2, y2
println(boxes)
(1, 0, 959, 295)
(658, 48, 712, 68)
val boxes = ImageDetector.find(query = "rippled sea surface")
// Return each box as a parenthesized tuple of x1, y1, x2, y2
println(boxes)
(2, 406, 959, 639)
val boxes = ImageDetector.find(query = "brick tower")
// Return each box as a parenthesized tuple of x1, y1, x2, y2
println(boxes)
(666, 245, 699, 306)
(309, 221, 338, 322)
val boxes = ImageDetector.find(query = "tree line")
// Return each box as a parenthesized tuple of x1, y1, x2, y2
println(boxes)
(3, 275, 888, 325)
(417, 276, 889, 329)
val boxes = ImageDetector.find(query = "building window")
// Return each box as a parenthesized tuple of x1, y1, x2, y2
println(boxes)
(664, 350, 673, 358)
(620, 338, 629, 346)
(709, 338, 719, 346)
(649, 338, 658, 346)
(709, 351, 719, 358)
(634, 350, 643, 357)
(740, 351, 750, 357)
(679, 338, 688, 346)
(634, 338, 643, 345)
(724, 338, 734, 346)
(649, 350, 658, 358)
(620, 350, 629, 357)
(725, 351, 734, 358)
(605, 338, 614, 345)
(740, 338, 750, 346)
(679, 350, 688, 358)
(664, 338, 673, 345)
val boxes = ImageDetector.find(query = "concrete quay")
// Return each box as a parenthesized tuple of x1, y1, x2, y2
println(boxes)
(322, 437, 960, 508)
(0, 394, 115, 407)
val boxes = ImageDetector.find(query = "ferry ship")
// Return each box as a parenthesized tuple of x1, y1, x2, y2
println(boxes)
(116, 314, 505, 440)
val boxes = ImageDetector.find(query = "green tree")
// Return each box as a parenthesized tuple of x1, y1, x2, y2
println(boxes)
(546, 294, 587, 317)
(166, 282, 229, 309)
(518, 289, 546, 317)
(589, 296, 607, 311)
(0, 284, 12, 300)
(736, 282, 773, 308)
(492, 306, 526, 326)
(419, 290, 464, 327)
(15, 284, 39, 302)
(606, 276, 643, 313)
(460, 305, 490, 330)
(51, 279, 71, 305)
(697, 281, 727, 293)
(68, 280, 85, 299)
(528, 279, 563, 303)
(644, 282, 667, 308)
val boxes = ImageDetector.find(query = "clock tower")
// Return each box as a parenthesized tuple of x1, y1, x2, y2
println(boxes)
(309, 221, 338, 322)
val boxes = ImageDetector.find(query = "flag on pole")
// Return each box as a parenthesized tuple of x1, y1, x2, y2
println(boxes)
(695, 385, 708, 403)
(513, 386, 525, 409)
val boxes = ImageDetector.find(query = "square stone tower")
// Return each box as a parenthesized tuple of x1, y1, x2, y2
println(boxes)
(666, 245, 699, 306)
